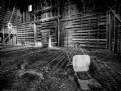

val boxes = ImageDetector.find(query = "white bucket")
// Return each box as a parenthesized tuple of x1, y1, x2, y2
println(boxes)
(73, 55, 91, 72)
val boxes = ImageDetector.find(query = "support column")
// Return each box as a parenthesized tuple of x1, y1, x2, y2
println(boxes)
(57, 0, 60, 46)
(34, 14, 36, 21)
(9, 29, 11, 45)
(3, 25, 5, 44)
(106, 13, 109, 50)
(109, 12, 113, 51)
(67, 30, 68, 47)
(34, 23, 37, 44)
(114, 2, 120, 53)
(119, 25, 121, 53)
(114, 16, 118, 53)
(23, 12, 25, 23)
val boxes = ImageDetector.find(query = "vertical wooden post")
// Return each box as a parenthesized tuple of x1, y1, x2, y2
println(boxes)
(14, 27, 17, 45)
(15, 35, 16, 45)
(67, 29, 68, 47)
(34, 14, 36, 21)
(23, 12, 25, 23)
(106, 13, 109, 50)
(26, 11, 27, 22)
(97, 17, 99, 47)
(15, 26, 18, 44)
(109, 12, 113, 51)
(3, 25, 5, 44)
(57, 0, 60, 46)
(34, 23, 37, 44)
(114, 2, 120, 53)
(48, 31, 52, 47)
(29, 12, 30, 22)
(119, 24, 121, 53)
(114, 16, 118, 53)
(9, 29, 11, 45)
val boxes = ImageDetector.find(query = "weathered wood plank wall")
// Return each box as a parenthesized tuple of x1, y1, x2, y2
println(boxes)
(61, 4, 107, 49)
(36, 19, 57, 46)
(106, 11, 121, 54)
(17, 19, 58, 46)
(16, 1, 121, 53)
(17, 23, 34, 45)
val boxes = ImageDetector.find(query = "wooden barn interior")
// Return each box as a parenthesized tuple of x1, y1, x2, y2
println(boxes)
(0, 0, 121, 91)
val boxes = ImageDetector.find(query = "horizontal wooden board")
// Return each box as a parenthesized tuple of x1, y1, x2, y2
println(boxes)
(72, 38, 106, 41)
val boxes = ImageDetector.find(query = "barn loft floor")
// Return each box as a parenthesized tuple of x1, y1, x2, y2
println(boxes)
(1, 46, 121, 91)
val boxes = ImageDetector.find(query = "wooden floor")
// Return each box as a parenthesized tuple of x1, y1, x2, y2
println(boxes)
(1, 46, 121, 91)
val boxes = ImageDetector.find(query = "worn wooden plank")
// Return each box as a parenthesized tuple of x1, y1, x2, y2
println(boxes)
(72, 39, 106, 41)
(114, 15, 119, 53)
(106, 13, 109, 50)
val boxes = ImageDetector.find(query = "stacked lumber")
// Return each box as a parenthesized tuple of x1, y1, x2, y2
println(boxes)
(17, 23, 34, 45)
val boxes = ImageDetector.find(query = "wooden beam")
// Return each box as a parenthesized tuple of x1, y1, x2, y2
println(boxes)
(57, 0, 60, 46)
(72, 39, 106, 41)
(34, 14, 36, 21)
(119, 24, 121, 53)
(34, 23, 37, 44)
(3, 25, 5, 44)
(29, 12, 30, 22)
(114, 16, 118, 53)
(23, 12, 25, 23)
(108, 12, 113, 51)
(106, 13, 109, 50)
